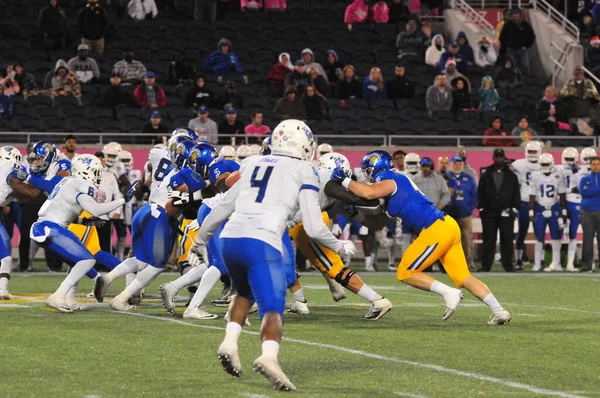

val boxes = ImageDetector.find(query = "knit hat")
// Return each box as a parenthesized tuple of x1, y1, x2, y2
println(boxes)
(77, 44, 89, 51)
(445, 58, 457, 67)
(591, 36, 600, 45)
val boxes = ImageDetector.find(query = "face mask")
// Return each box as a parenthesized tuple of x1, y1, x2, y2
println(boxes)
(480, 45, 488, 53)
(435, 44, 442, 51)
(576, 80, 583, 84)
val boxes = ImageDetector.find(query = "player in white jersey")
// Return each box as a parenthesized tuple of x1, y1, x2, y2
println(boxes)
(31, 155, 138, 312)
(512, 141, 543, 269)
(117, 150, 143, 228)
(528, 153, 567, 271)
(191, 120, 356, 391)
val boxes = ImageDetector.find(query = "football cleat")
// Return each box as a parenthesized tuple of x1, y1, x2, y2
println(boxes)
(128, 291, 143, 306)
(363, 297, 392, 320)
(93, 275, 112, 303)
(253, 356, 296, 391)
(217, 343, 243, 377)
(388, 264, 398, 271)
(0, 288, 14, 300)
(159, 283, 178, 316)
(248, 302, 258, 314)
(442, 289, 464, 321)
(183, 307, 218, 320)
(212, 284, 235, 307)
(110, 294, 136, 311)
(487, 310, 512, 325)
(46, 291, 72, 313)
(286, 299, 309, 315)
(565, 265, 579, 272)
(531, 264, 542, 272)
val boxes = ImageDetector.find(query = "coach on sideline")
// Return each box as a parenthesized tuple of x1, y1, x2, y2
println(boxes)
(579, 156, 600, 272)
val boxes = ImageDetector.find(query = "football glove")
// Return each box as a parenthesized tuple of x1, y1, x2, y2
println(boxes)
(331, 223, 343, 238)
(330, 167, 346, 183)
(168, 190, 190, 206)
(78, 216, 106, 227)
(11, 164, 28, 181)
(124, 181, 140, 202)
(338, 240, 357, 257)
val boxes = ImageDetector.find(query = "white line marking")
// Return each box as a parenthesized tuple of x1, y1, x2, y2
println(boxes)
(0, 303, 31, 308)
(516, 313, 541, 317)
(119, 312, 585, 398)
(394, 392, 428, 398)
(240, 393, 271, 398)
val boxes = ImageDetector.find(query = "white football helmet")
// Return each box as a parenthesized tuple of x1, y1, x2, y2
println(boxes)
(0, 146, 23, 164)
(236, 145, 252, 161)
(318, 152, 352, 178)
(271, 119, 315, 162)
(249, 144, 261, 156)
(117, 150, 133, 171)
(102, 142, 122, 167)
(525, 141, 543, 163)
(539, 153, 554, 174)
(72, 154, 103, 187)
(153, 143, 167, 149)
(316, 143, 333, 159)
(581, 147, 597, 167)
(561, 147, 578, 167)
(405, 152, 420, 174)
(219, 145, 236, 160)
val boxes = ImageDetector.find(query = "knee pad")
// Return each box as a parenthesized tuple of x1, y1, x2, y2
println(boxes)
(187, 285, 198, 294)
(334, 267, 355, 287)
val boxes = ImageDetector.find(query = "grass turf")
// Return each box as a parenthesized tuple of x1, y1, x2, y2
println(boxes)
(2, 272, 600, 397)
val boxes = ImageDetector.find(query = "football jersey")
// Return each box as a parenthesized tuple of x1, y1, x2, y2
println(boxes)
(209, 159, 240, 185)
(556, 165, 586, 204)
(38, 177, 96, 227)
(170, 168, 206, 192)
(123, 169, 143, 224)
(512, 159, 540, 202)
(220, 155, 320, 252)
(46, 159, 71, 179)
(0, 162, 15, 206)
(148, 148, 173, 195)
(530, 170, 566, 208)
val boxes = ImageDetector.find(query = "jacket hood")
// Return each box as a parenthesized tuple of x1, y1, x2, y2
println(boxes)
(327, 50, 338, 62)
(457, 31, 469, 44)
(54, 59, 68, 74)
(218, 38, 232, 50)
(481, 75, 495, 89)
(490, 117, 503, 129)
(173, 49, 186, 61)
(301, 48, 314, 63)
(430, 34, 445, 48)
(278, 52, 293, 69)
(451, 76, 469, 91)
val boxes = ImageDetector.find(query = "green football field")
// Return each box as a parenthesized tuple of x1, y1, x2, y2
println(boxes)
(3, 271, 600, 398)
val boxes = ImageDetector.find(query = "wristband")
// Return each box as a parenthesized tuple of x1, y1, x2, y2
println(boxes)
(341, 178, 351, 190)
(562, 209, 567, 216)
(528, 210, 534, 217)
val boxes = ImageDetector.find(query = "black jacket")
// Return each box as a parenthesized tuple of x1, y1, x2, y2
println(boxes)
(499, 20, 536, 50)
(100, 84, 132, 108)
(477, 163, 520, 213)
(185, 85, 214, 108)
(38, 4, 69, 38)
(337, 78, 362, 99)
(386, 75, 415, 99)
(77, 4, 109, 40)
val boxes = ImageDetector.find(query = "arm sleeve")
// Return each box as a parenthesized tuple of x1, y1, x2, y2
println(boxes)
(298, 188, 343, 253)
(77, 194, 125, 217)
(324, 181, 380, 207)
(27, 174, 63, 193)
(198, 180, 241, 243)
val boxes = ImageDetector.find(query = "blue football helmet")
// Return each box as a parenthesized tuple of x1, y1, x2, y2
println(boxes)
(188, 143, 219, 179)
(361, 150, 393, 182)
(168, 135, 195, 170)
(27, 141, 57, 174)
(171, 127, 199, 143)
(260, 136, 272, 156)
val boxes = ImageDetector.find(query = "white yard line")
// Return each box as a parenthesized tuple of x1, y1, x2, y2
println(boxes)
(119, 312, 585, 398)
(394, 392, 428, 398)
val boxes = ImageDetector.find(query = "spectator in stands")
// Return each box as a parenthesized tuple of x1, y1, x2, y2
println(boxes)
(218, 107, 245, 144)
(456, 146, 478, 184)
(301, 49, 328, 83)
(559, 66, 600, 134)
(443, 59, 471, 91)
(218, 80, 244, 109)
(344, 0, 369, 31)
(266, 53, 294, 88)
(437, 156, 449, 176)
(579, 156, 600, 272)
(396, 19, 423, 60)
(498, 8, 536, 72)
(585, 36, 600, 76)
(413, 157, 451, 210)
(495, 9, 511, 43)
(303, 85, 328, 121)
(188, 105, 218, 144)
(337, 65, 362, 100)
(77, 0, 109, 56)
(185, 75, 214, 108)
(511, 116, 538, 143)
(244, 111, 271, 137)
(363, 67, 387, 108)
(483, 116, 513, 146)
(421, 22, 434, 52)
(38, 0, 70, 55)
(194, 0, 227, 21)
(67, 44, 100, 84)
(324, 50, 343, 85)
(142, 110, 170, 142)
(167, 50, 196, 92)
(274, 86, 307, 121)
(393, 150, 406, 171)
(426, 74, 452, 116)
(456, 31, 475, 67)
(133, 71, 167, 108)
(308, 67, 329, 97)
(27, 60, 82, 105)
(0, 65, 20, 96)
(537, 85, 568, 135)
(438, 42, 468, 74)
(127, 0, 158, 20)
(425, 34, 445, 69)
(285, 61, 313, 97)
(388, 0, 411, 26)
(386, 63, 415, 100)
(451, 76, 472, 112)
(370, 0, 390, 23)
(478, 76, 500, 112)
(494, 55, 522, 92)
(202, 38, 245, 84)
(14, 63, 38, 93)
(0, 86, 13, 120)
(101, 72, 132, 108)
(474, 36, 497, 70)
(113, 48, 147, 85)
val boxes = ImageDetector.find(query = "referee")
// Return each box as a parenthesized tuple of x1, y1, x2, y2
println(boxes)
(579, 156, 600, 272)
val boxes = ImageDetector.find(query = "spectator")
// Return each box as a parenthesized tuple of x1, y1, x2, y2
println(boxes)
(100, 72, 132, 108)
(218, 80, 244, 109)
(478, 76, 500, 112)
(396, 19, 423, 60)
(337, 65, 362, 100)
(244, 111, 271, 137)
(388, 0, 411, 26)
(495, 9, 511, 43)
(393, 149, 406, 171)
(494, 55, 522, 92)
(26, 60, 82, 105)
(426, 74, 453, 115)
(303, 85, 327, 120)
(127, 0, 158, 20)
(421, 22, 434, 51)
(456, 146, 478, 184)
(511, 116, 538, 143)
(437, 155, 449, 176)
(266, 53, 294, 88)
(483, 116, 513, 146)
(133, 71, 167, 108)
(142, 110, 170, 142)
(446, 156, 477, 269)
(444, 59, 470, 90)
(0, 86, 13, 120)
(425, 34, 445, 69)
(274, 86, 307, 121)
(363, 67, 387, 107)
(285, 60, 313, 97)
(344, 0, 369, 31)
(194, 0, 227, 21)
(456, 31, 475, 67)
(167, 50, 196, 90)
(413, 157, 451, 210)
(451, 76, 472, 112)
(0, 65, 20, 96)
(188, 105, 218, 144)
(77, 0, 109, 56)
(370, 0, 390, 23)
(113, 48, 147, 85)
(38, 0, 70, 54)
(202, 38, 246, 85)
(537, 85, 568, 135)
(61, 134, 78, 161)
(308, 67, 328, 97)
(386, 63, 415, 100)
(14, 63, 38, 93)
(477, 148, 521, 272)
(474, 36, 497, 69)
(67, 44, 100, 84)
(184, 75, 214, 108)
(579, 156, 600, 272)
(301, 49, 328, 83)
(324, 50, 343, 85)
(559, 65, 600, 129)
(586, 36, 600, 75)
(438, 42, 468, 74)
(499, 8, 536, 71)
(264, 0, 286, 12)
(218, 107, 245, 144)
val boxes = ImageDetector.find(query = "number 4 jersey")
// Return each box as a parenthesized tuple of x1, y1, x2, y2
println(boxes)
(530, 170, 566, 208)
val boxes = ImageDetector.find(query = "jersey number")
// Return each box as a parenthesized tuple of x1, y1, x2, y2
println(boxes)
(566, 175, 571, 189)
(540, 184, 555, 198)
(48, 178, 68, 200)
(250, 166, 274, 203)
(154, 158, 171, 182)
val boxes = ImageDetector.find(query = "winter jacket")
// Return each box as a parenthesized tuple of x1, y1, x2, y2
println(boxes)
(499, 20, 536, 50)
(445, 70, 471, 92)
(370, 2, 389, 23)
(127, 0, 158, 20)
(559, 78, 600, 118)
(474, 44, 497, 68)
(49, 60, 82, 103)
(363, 77, 388, 106)
(580, 172, 600, 212)
(0, 94, 13, 119)
(478, 163, 520, 213)
(483, 128, 513, 147)
(100, 84, 133, 108)
(478, 76, 500, 112)
(38, 3, 69, 38)
(133, 83, 167, 107)
(337, 78, 362, 99)
(586, 46, 600, 68)
(67, 56, 100, 83)
(536, 97, 563, 122)
(185, 85, 214, 107)
(273, 97, 306, 120)
(386, 74, 415, 99)
(425, 34, 445, 67)
(217, 87, 245, 109)
(396, 30, 424, 57)
(451, 77, 471, 111)
(266, 62, 292, 88)
(77, 3, 109, 40)
(438, 50, 468, 73)
(202, 39, 243, 76)
(344, 0, 369, 24)
(324, 50, 343, 84)
(113, 59, 147, 83)
(285, 70, 313, 96)
(413, 172, 451, 207)
(312, 75, 329, 97)
(167, 53, 196, 85)
(456, 32, 475, 64)
(303, 95, 326, 120)
(426, 77, 452, 112)
(493, 59, 522, 87)
(446, 171, 477, 219)
(15, 71, 38, 91)
(301, 49, 328, 82)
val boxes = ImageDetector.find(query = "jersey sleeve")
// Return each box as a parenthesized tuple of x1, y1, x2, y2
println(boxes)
(75, 180, 96, 202)
(56, 159, 71, 172)
(169, 170, 188, 190)
(299, 163, 320, 193)
(209, 161, 225, 185)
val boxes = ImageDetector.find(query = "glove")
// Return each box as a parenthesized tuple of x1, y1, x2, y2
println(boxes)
(330, 167, 347, 183)
(375, 228, 392, 249)
(168, 190, 190, 206)
(331, 223, 342, 238)
(124, 181, 140, 202)
(11, 164, 28, 181)
(571, 187, 580, 194)
(188, 238, 207, 268)
(78, 216, 106, 227)
(338, 240, 357, 257)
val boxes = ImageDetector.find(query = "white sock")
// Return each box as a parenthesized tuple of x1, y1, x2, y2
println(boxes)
(292, 288, 306, 302)
(117, 237, 126, 260)
(534, 241, 544, 267)
(171, 264, 207, 291)
(430, 280, 454, 297)
(261, 340, 280, 359)
(106, 257, 140, 284)
(567, 240, 577, 266)
(125, 272, 136, 287)
(0, 256, 12, 290)
(187, 266, 221, 310)
(124, 265, 163, 297)
(388, 246, 395, 265)
(0, 277, 7, 290)
(516, 249, 523, 261)
(364, 255, 373, 268)
(59, 259, 95, 292)
(357, 284, 382, 302)
(551, 240, 561, 266)
(224, 321, 242, 345)
(483, 293, 504, 314)
(66, 281, 78, 304)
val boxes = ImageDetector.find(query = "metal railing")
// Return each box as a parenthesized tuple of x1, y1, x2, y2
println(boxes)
(387, 135, 598, 147)
(453, 0, 497, 40)
(582, 65, 600, 87)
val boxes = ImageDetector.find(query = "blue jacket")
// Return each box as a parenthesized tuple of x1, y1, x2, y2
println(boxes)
(456, 32, 475, 64)
(438, 50, 467, 74)
(580, 172, 600, 212)
(202, 38, 242, 76)
(362, 77, 387, 106)
(0, 94, 13, 119)
(446, 171, 477, 218)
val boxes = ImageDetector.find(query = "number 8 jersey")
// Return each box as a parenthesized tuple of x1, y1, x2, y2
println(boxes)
(147, 147, 176, 208)
(529, 170, 566, 208)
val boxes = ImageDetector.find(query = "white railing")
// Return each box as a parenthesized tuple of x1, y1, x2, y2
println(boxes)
(453, 0, 497, 39)
(387, 135, 598, 147)
(582, 66, 600, 87)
